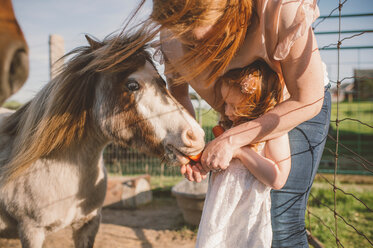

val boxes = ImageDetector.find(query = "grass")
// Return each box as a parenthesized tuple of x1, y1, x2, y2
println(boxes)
(323, 101, 373, 174)
(306, 178, 373, 247)
(199, 108, 219, 127)
(330, 101, 373, 135)
(150, 176, 184, 195)
(322, 137, 373, 170)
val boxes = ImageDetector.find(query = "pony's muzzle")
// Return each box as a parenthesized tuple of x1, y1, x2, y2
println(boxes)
(179, 127, 205, 156)
(182, 129, 200, 148)
(164, 125, 205, 166)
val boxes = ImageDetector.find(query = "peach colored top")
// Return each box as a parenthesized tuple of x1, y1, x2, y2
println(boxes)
(161, 0, 321, 112)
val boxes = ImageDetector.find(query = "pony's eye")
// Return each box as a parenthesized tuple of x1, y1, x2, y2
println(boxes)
(126, 79, 140, 91)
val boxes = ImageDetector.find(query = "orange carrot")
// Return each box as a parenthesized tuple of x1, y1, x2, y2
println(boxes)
(212, 125, 225, 137)
(188, 153, 202, 162)
(188, 125, 225, 162)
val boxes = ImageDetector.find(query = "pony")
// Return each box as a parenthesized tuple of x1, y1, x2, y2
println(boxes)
(0, 32, 205, 248)
(0, 0, 29, 105)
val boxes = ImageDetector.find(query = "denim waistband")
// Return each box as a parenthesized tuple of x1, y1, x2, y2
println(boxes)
(324, 82, 331, 91)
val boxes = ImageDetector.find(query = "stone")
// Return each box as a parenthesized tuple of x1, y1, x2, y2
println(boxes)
(103, 175, 152, 209)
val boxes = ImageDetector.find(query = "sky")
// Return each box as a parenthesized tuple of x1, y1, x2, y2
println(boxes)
(8, 0, 373, 103)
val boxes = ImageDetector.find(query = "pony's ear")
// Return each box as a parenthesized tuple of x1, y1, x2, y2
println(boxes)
(85, 35, 101, 50)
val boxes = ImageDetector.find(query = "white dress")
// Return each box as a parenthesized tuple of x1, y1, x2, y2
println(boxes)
(196, 144, 272, 248)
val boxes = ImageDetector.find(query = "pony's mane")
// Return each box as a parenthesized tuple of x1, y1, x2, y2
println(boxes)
(0, 31, 151, 182)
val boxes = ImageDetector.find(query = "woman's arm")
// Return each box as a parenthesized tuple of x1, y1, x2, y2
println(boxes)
(231, 29, 324, 145)
(201, 27, 325, 172)
(235, 134, 291, 190)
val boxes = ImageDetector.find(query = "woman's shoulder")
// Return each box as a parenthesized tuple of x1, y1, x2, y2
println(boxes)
(259, 0, 319, 24)
(258, 0, 320, 60)
(274, 0, 319, 29)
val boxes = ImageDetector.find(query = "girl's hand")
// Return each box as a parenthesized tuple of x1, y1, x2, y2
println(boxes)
(180, 162, 209, 182)
(200, 134, 237, 172)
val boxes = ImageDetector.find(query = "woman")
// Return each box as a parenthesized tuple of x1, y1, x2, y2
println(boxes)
(151, 2, 331, 246)
(105, 0, 332, 246)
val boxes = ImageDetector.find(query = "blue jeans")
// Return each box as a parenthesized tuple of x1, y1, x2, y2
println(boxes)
(271, 88, 332, 247)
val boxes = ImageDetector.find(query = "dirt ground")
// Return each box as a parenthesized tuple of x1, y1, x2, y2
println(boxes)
(0, 197, 197, 248)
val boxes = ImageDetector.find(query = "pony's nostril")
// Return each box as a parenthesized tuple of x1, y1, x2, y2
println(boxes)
(187, 130, 198, 141)
(182, 129, 197, 147)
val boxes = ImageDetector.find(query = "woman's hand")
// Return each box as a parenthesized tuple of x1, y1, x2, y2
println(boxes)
(200, 134, 238, 172)
(180, 162, 209, 182)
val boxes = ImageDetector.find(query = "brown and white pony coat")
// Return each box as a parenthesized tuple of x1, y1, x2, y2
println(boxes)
(0, 33, 204, 248)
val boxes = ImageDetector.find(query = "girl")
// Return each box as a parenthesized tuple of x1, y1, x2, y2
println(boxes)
(196, 61, 291, 247)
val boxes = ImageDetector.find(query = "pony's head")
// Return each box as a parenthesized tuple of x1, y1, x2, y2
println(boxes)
(1, 31, 205, 181)
(85, 34, 206, 163)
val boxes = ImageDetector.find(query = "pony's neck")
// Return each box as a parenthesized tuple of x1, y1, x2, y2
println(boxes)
(48, 125, 110, 168)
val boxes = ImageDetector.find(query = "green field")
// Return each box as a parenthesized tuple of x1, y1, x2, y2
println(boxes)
(330, 101, 373, 135)
(324, 101, 373, 174)
(306, 176, 373, 247)
(199, 108, 219, 127)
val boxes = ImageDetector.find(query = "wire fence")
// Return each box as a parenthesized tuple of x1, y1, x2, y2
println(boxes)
(103, 1, 373, 247)
(306, 1, 373, 247)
